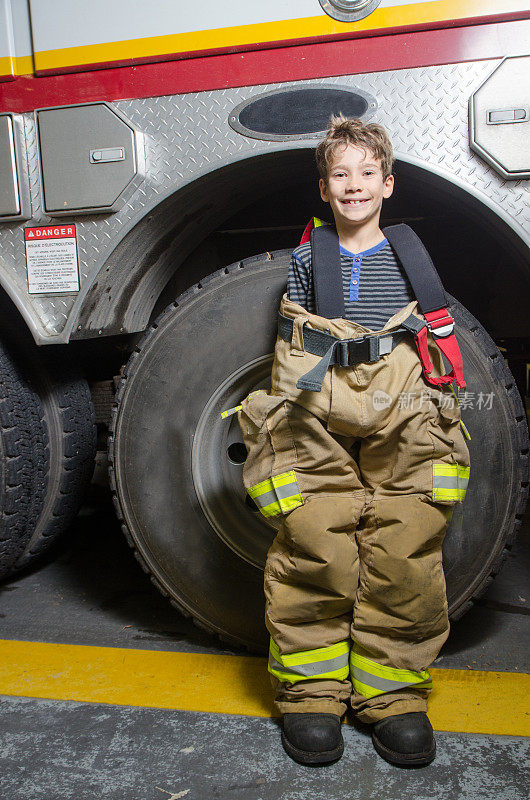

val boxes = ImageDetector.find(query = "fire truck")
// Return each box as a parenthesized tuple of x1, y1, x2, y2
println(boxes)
(0, 0, 528, 650)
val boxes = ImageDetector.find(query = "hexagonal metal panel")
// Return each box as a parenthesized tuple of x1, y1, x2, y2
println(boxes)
(469, 56, 530, 179)
(37, 103, 139, 214)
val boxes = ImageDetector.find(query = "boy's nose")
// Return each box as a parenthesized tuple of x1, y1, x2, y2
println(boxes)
(345, 175, 362, 191)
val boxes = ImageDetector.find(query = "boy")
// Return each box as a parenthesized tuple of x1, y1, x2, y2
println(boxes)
(238, 116, 469, 767)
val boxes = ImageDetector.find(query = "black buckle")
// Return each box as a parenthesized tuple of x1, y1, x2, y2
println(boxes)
(337, 340, 350, 366)
(337, 337, 371, 366)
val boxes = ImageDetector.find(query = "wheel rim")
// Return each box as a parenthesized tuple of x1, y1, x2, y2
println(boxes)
(192, 354, 279, 568)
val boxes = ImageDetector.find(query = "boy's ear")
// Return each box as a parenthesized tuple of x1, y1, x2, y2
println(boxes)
(383, 174, 394, 199)
(319, 178, 329, 203)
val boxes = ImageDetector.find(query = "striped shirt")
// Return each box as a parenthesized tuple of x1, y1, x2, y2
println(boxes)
(287, 237, 414, 330)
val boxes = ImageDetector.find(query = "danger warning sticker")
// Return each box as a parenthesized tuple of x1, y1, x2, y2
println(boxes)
(25, 225, 80, 294)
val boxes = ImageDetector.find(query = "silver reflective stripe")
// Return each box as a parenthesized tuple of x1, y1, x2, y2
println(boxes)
(254, 481, 299, 509)
(378, 335, 393, 356)
(269, 652, 349, 679)
(352, 665, 431, 694)
(433, 476, 459, 490)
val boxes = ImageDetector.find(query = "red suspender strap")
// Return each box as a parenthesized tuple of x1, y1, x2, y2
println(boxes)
(400, 312, 467, 389)
(424, 308, 466, 389)
(299, 218, 314, 245)
(415, 326, 434, 378)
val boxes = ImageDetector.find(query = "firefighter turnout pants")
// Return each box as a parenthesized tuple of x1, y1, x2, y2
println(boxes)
(238, 296, 470, 724)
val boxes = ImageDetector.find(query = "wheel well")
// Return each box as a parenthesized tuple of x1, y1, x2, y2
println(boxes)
(71, 148, 530, 341)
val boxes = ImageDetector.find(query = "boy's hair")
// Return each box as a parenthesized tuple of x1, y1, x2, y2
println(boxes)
(316, 114, 395, 181)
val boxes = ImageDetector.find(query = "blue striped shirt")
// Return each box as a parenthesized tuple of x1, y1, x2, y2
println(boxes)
(287, 238, 414, 330)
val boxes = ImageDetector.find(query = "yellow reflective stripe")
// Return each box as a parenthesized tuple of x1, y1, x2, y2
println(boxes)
(433, 464, 469, 479)
(448, 384, 471, 441)
(269, 639, 350, 683)
(274, 494, 302, 514)
(220, 404, 242, 419)
(248, 471, 303, 518)
(258, 494, 302, 518)
(247, 471, 301, 498)
(460, 419, 471, 440)
(256, 502, 281, 518)
(223, 389, 267, 419)
(433, 463, 470, 502)
(270, 665, 349, 683)
(433, 463, 458, 502)
(458, 464, 470, 500)
(269, 639, 349, 667)
(433, 487, 459, 501)
(433, 464, 458, 478)
(350, 651, 432, 698)
(247, 476, 275, 498)
(351, 652, 431, 685)
(352, 677, 385, 699)
(313, 217, 323, 228)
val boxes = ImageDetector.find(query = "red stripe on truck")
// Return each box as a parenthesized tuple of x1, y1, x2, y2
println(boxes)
(1, 19, 528, 114)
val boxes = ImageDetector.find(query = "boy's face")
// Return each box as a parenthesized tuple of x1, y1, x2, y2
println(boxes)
(319, 143, 394, 230)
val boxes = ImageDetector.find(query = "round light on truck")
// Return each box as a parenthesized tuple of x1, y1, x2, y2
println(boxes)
(318, 0, 381, 23)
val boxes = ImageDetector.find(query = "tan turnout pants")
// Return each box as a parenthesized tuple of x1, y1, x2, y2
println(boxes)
(238, 295, 470, 724)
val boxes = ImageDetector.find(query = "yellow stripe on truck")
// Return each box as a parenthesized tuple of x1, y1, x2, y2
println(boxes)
(26, 0, 527, 75)
(0, 639, 528, 736)
(0, 55, 34, 78)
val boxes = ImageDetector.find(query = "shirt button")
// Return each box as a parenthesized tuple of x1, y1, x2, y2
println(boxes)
(352, 268, 358, 272)
(352, 280, 358, 285)
(355, 258, 360, 262)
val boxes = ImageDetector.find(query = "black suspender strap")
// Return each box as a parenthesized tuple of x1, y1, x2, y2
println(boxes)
(311, 221, 448, 318)
(300, 217, 466, 388)
(382, 223, 447, 314)
(310, 224, 345, 320)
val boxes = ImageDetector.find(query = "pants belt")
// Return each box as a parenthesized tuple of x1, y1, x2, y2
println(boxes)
(278, 313, 409, 392)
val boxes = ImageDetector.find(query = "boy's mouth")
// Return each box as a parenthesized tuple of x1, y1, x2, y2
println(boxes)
(340, 198, 369, 205)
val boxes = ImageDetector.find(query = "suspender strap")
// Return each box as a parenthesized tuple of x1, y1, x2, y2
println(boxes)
(424, 310, 466, 388)
(310, 224, 345, 320)
(383, 224, 466, 388)
(382, 224, 447, 314)
(300, 219, 466, 388)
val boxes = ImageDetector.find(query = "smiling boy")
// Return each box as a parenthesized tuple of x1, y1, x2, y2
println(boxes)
(318, 136, 394, 249)
(238, 116, 469, 767)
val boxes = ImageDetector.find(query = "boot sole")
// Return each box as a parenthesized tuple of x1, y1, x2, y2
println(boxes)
(371, 731, 436, 767)
(281, 732, 344, 766)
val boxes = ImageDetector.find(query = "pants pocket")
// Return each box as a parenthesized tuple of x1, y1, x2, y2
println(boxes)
(427, 388, 470, 505)
(238, 391, 303, 519)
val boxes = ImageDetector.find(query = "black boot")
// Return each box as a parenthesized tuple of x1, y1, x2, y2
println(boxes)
(371, 712, 436, 766)
(281, 713, 344, 765)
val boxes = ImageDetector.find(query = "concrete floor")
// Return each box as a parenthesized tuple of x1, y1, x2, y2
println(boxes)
(0, 482, 528, 800)
(1, 699, 528, 800)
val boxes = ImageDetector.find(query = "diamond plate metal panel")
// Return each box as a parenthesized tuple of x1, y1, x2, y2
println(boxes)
(0, 60, 527, 343)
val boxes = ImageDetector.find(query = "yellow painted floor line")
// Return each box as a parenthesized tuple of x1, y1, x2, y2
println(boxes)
(0, 639, 528, 737)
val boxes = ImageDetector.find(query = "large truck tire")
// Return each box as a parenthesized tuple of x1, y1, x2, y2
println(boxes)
(109, 251, 529, 651)
(11, 347, 97, 573)
(0, 337, 49, 579)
